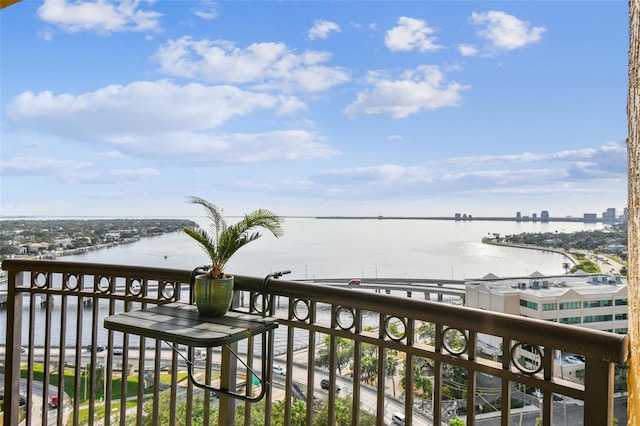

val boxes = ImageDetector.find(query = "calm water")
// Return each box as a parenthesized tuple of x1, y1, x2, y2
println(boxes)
(2, 218, 602, 347)
(60, 217, 600, 280)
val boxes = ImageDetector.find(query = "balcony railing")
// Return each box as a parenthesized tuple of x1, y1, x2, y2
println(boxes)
(1, 259, 629, 426)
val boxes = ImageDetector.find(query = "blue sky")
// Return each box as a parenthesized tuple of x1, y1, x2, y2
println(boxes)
(0, 0, 629, 218)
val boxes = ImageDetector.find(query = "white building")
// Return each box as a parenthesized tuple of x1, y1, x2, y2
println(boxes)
(466, 272, 628, 382)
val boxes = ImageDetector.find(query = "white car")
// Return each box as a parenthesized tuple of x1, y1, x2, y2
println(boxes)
(392, 412, 406, 425)
(565, 355, 584, 364)
(272, 365, 286, 376)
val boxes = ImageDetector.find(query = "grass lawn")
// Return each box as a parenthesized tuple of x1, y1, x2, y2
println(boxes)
(20, 363, 188, 403)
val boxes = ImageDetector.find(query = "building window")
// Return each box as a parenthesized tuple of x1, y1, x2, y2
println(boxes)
(559, 317, 581, 325)
(583, 315, 613, 323)
(542, 303, 557, 311)
(615, 299, 628, 306)
(520, 300, 538, 310)
(615, 313, 628, 321)
(559, 301, 580, 310)
(583, 300, 613, 308)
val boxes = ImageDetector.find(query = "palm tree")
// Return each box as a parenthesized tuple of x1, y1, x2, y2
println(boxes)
(385, 351, 399, 397)
(562, 262, 570, 274)
(183, 196, 284, 279)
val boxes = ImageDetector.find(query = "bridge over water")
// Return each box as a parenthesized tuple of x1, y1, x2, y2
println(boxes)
(303, 277, 467, 300)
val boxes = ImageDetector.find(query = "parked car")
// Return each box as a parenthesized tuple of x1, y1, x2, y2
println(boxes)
(320, 378, 341, 392)
(272, 364, 286, 375)
(392, 412, 406, 425)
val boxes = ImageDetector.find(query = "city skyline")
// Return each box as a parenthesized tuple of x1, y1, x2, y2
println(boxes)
(0, 1, 629, 218)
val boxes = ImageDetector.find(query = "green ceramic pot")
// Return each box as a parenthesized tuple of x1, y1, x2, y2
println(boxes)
(194, 275, 234, 317)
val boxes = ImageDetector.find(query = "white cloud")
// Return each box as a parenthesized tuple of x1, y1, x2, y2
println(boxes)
(192, 0, 217, 20)
(1, 157, 92, 176)
(312, 164, 434, 185)
(447, 142, 625, 169)
(37, 0, 162, 35)
(344, 66, 469, 118)
(0, 155, 159, 184)
(385, 17, 442, 52)
(72, 167, 160, 184)
(154, 37, 349, 93)
(110, 130, 340, 163)
(6, 80, 339, 164)
(98, 150, 124, 158)
(469, 11, 546, 52)
(300, 140, 627, 202)
(457, 44, 478, 57)
(7, 79, 280, 134)
(308, 19, 341, 40)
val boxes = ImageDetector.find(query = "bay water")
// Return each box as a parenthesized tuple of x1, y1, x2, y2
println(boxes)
(2, 217, 602, 348)
(60, 217, 600, 280)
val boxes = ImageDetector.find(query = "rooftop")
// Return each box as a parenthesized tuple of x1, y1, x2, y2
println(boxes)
(468, 272, 627, 298)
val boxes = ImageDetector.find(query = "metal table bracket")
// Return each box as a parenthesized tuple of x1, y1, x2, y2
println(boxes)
(104, 302, 278, 402)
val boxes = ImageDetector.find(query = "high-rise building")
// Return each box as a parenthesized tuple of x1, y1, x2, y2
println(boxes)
(603, 208, 617, 224)
(541, 211, 550, 222)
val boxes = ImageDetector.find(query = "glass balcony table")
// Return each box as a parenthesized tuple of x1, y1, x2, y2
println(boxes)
(104, 301, 278, 402)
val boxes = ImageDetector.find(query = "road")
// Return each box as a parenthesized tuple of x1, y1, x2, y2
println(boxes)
(474, 396, 628, 426)
(7, 346, 628, 426)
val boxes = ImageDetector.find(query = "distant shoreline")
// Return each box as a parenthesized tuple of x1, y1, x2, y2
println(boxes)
(316, 216, 605, 223)
(482, 239, 578, 265)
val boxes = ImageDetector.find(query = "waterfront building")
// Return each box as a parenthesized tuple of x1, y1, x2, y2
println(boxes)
(466, 272, 628, 382)
(541, 210, 550, 222)
(603, 208, 617, 224)
(584, 213, 598, 223)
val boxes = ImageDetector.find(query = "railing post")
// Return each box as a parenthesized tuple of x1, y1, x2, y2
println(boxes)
(3, 270, 23, 426)
(583, 358, 614, 426)
(218, 291, 241, 426)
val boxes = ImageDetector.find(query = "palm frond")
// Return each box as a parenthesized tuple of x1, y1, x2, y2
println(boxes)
(184, 197, 284, 279)
(186, 196, 227, 241)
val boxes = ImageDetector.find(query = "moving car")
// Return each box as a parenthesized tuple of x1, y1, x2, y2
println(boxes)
(49, 395, 58, 408)
(348, 279, 361, 285)
(565, 355, 584, 364)
(87, 344, 106, 352)
(320, 378, 341, 392)
(392, 412, 406, 425)
(272, 365, 286, 375)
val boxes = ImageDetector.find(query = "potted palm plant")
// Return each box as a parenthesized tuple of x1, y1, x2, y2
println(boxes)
(183, 196, 284, 316)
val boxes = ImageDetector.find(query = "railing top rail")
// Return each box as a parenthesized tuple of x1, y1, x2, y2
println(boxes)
(1, 259, 629, 364)
(234, 274, 630, 364)
(1, 258, 190, 282)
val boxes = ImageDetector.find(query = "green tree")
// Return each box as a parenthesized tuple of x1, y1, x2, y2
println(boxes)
(312, 394, 376, 426)
(315, 335, 354, 375)
(400, 356, 433, 409)
(449, 418, 465, 426)
(385, 350, 399, 397)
